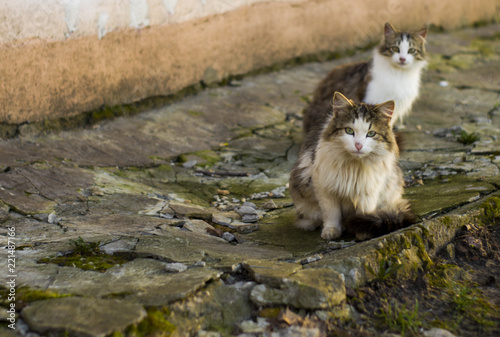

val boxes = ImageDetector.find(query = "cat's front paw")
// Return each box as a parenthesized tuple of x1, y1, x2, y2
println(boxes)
(321, 226, 342, 240)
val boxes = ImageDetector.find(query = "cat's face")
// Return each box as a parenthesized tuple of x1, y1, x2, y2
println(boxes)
(379, 22, 427, 69)
(323, 93, 396, 158)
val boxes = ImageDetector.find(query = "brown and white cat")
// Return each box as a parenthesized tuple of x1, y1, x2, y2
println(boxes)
(289, 92, 414, 241)
(303, 22, 427, 133)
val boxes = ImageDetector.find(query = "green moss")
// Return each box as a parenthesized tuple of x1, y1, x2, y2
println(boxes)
(426, 262, 499, 331)
(38, 237, 129, 272)
(259, 307, 281, 319)
(0, 286, 69, 308)
(69, 236, 100, 256)
(470, 40, 495, 57)
(457, 130, 480, 145)
(440, 216, 452, 228)
(126, 307, 176, 337)
(479, 196, 500, 225)
(38, 254, 129, 272)
(376, 299, 423, 336)
(177, 154, 188, 164)
(192, 150, 222, 167)
(187, 110, 204, 116)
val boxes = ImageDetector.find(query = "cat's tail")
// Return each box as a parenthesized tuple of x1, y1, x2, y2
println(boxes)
(346, 200, 415, 241)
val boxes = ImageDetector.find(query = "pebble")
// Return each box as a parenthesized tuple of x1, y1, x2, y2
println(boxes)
(422, 328, 457, 337)
(433, 125, 464, 138)
(242, 201, 256, 209)
(183, 160, 197, 168)
(300, 254, 323, 265)
(328, 241, 357, 249)
(165, 262, 188, 273)
(235, 206, 260, 223)
(270, 186, 286, 198)
(262, 199, 278, 211)
(48, 213, 60, 224)
(222, 232, 236, 242)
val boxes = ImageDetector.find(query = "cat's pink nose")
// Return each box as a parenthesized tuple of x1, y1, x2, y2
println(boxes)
(399, 57, 406, 63)
(355, 143, 363, 151)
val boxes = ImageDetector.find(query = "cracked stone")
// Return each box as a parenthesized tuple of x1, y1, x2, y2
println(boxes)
(228, 220, 260, 234)
(165, 262, 188, 273)
(21, 297, 146, 337)
(212, 213, 233, 226)
(222, 232, 236, 242)
(165, 201, 212, 220)
(241, 259, 302, 288)
(182, 219, 216, 235)
(100, 237, 138, 255)
(249, 268, 345, 309)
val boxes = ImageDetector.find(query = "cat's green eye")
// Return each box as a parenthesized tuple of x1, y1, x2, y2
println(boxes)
(345, 128, 354, 135)
(408, 48, 417, 54)
(391, 46, 400, 53)
(367, 130, 376, 137)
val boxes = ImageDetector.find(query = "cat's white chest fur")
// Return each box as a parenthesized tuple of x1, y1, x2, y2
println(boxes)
(364, 52, 426, 125)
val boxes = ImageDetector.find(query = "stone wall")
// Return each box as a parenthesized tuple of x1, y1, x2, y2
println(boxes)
(1, 0, 498, 124)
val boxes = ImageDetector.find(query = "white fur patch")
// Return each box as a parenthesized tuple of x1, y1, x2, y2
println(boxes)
(364, 49, 427, 125)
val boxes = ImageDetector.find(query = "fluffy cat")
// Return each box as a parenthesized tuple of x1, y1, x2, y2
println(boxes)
(303, 22, 427, 133)
(289, 92, 414, 241)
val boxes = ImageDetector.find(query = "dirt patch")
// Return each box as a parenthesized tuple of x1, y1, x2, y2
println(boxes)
(329, 205, 500, 336)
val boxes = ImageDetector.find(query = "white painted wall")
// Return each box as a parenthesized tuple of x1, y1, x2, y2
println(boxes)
(0, 0, 303, 43)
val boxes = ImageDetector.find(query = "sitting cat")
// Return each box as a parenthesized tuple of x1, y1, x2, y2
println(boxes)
(289, 92, 414, 241)
(303, 22, 427, 133)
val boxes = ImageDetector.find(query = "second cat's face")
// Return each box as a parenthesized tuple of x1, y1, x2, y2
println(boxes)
(379, 23, 427, 69)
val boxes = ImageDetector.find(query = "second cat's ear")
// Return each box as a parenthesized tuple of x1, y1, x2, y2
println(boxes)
(418, 26, 428, 40)
(384, 22, 396, 38)
(332, 92, 353, 111)
(376, 100, 395, 118)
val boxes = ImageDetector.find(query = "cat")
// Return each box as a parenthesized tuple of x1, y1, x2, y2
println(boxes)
(289, 92, 414, 241)
(303, 22, 427, 133)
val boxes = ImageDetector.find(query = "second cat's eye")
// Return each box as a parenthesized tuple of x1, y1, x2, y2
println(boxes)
(345, 128, 354, 135)
(408, 48, 417, 54)
(391, 46, 400, 53)
(367, 130, 376, 137)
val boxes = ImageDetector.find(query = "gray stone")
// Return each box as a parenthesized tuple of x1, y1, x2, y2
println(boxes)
(165, 262, 188, 273)
(242, 259, 303, 287)
(228, 220, 260, 233)
(249, 268, 345, 309)
(48, 264, 221, 306)
(222, 232, 236, 242)
(270, 186, 286, 198)
(20, 297, 146, 337)
(423, 328, 457, 337)
(433, 125, 464, 138)
(164, 201, 212, 220)
(262, 199, 278, 210)
(100, 237, 138, 255)
(183, 160, 198, 168)
(235, 206, 258, 217)
(278, 326, 321, 337)
(242, 201, 257, 209)
(183, 219, 216, 235)
(169, 280, 255, 336)
(198, 331, 222, 337)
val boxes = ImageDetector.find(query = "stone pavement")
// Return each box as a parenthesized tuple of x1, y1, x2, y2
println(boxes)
(1, 24, 500, 336)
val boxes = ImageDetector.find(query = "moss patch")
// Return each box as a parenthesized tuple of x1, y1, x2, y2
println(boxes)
(125, 307, 176, 337)
(38, 237, 129, 272)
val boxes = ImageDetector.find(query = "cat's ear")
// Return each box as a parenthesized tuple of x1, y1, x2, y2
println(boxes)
(417, 26, 427, 40)
(376, 100, 395, 118)
(384, 22, 396, 38)
(332, 92, 353, 111)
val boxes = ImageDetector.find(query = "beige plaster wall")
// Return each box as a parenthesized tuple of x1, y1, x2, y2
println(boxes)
(0, 0, 498, 124)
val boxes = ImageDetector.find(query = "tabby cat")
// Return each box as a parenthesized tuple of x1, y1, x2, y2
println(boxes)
(289, 92, 414, 240)
(303, 22, 427, 133)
